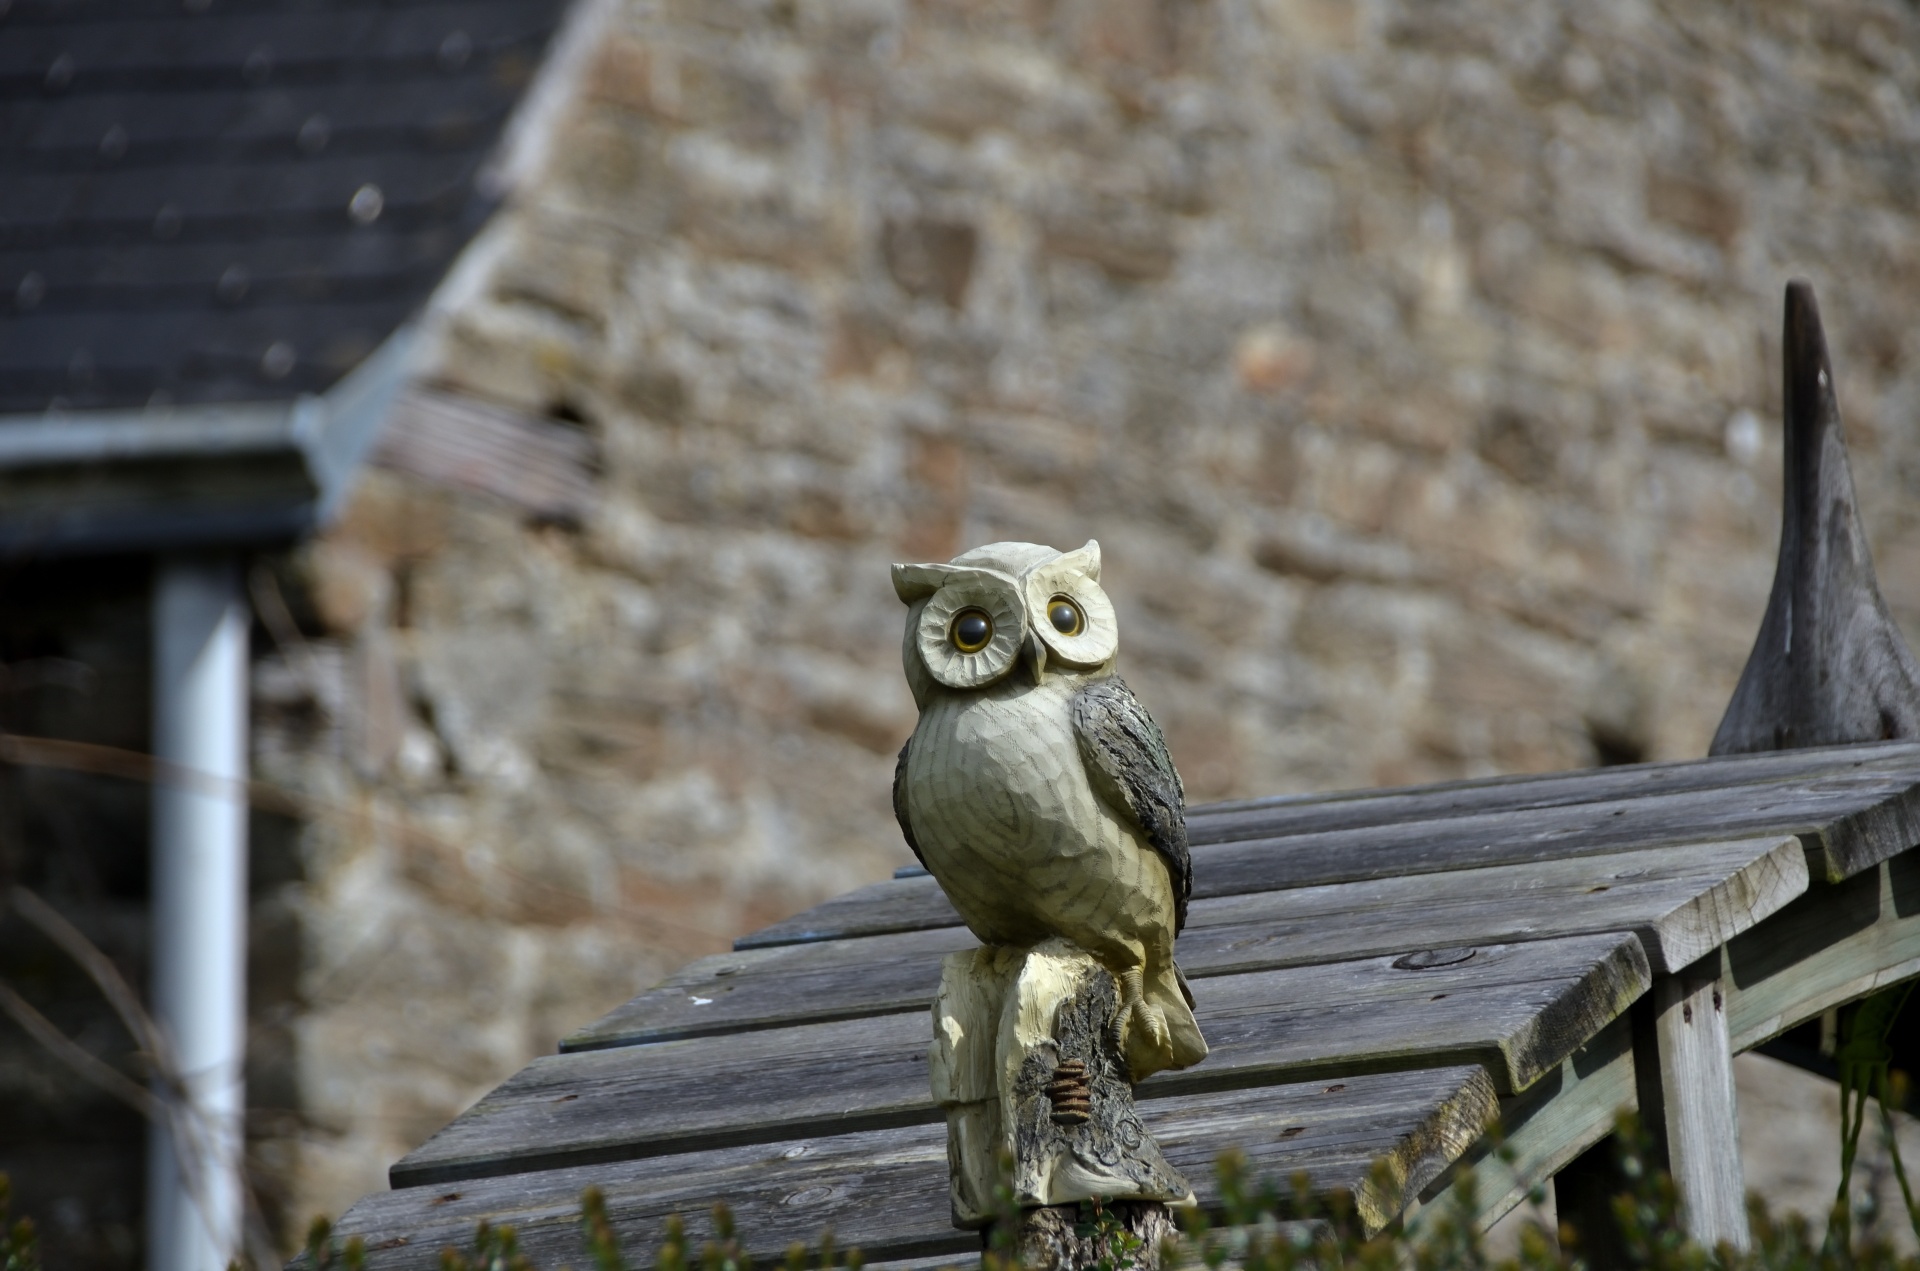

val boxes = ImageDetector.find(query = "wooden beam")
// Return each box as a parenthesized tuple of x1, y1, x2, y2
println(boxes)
(1712, 280, 1920, 755)
(569, 837, 1804, 1052)
(1724, 857, 1920, 1053)
(1642, 970, 1749, 1249)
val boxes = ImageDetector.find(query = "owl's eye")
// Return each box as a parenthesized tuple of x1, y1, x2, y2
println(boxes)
(1047, 596, 1084, 636)
(950, 608, 994, 653)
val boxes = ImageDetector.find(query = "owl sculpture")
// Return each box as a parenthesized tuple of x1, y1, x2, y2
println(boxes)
(893, 540, 1207, 1082)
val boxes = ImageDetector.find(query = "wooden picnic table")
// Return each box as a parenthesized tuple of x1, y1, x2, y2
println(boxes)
(323, 737, 1920, 1268)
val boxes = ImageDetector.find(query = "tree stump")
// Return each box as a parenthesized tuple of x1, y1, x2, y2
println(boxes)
(930, 939, 1191, 1270)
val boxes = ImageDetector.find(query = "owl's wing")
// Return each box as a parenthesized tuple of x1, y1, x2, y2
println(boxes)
(892, 737, 927, 870)
(1071, 676, 1191, 931)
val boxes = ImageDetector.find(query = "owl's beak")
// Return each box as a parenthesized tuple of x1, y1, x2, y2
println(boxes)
(1023, 631, 1049, 685)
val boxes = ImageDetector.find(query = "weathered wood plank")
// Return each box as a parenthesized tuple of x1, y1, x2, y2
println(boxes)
(861, 1256, 976, 1271)
(1645, 972, 1748, 1249)
(328, 1068, 1498, 1269)
(738, 876, 955, 947)
(1406, 1016, 1635, 1238)
(571, 838, 1802, 1052)
(1164, 934, 1646, 1099)
(1191, 743, 1920, 842)
(1125, 768, 1920, 896)
(393, 934, 1645, 1188)
(741, 769, 1920, 948)
(1725, 855, 1920, 1053)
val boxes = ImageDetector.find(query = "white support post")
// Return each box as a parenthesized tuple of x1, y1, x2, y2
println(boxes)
(148, 555, 250, 1271)
(1649, 972, 1749, 1251)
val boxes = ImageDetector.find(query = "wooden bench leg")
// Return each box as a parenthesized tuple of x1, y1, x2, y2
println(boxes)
(1646, 970, 1750, 1251)
(1554, 970, 1749, 1255)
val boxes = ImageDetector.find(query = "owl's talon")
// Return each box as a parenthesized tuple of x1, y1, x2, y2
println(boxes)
(1111, 967, 1174, 1080)
(1122, 1001, 1174, 1079)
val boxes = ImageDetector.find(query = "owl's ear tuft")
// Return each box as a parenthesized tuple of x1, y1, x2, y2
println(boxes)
(893, 563, 955, 603)
(1055, 540, 1101, 581)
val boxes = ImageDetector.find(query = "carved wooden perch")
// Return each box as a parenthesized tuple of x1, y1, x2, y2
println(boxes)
(931, 940, 1193, 1228)
(932, 941, 1190, 1269)
(1712, 280, 1920, 755)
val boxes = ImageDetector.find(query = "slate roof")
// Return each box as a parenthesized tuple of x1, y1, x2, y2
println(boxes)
(0, 0, 569, 416)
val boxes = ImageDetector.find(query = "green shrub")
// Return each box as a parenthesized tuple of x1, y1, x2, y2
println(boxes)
(0, 1176, 39, 1271)
(397, 1119, 1920, 1271)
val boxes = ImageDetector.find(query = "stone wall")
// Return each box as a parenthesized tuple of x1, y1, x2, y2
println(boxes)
(258, 0, 1920, 1237)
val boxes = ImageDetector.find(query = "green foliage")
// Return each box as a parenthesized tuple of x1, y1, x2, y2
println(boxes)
(27, 1122, 1920, 1271)
(1160, 1112, 1920, 1271)
(1833, 989, 1920, 1254)
(1073, 1199, 1151, 1271)
(302, 1216, 368, 1271)
(0, 1175, 40, 1271)
(1176, 1152, 1402, 1271)
(435, 1216, 536, 1271)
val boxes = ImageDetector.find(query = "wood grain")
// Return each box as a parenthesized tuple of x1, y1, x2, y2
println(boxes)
(1131, 768, 1920, 896)
(1725, 855, 1920, 1052)
(740, 767, 1917, 948)
(324, 1068, 1498, 1269)
(1406, 1016, 1636, 1238)
(1712, 282, 1920, 756)
(1189, 743, 1920, 842)
(571, 838, 1802, 1051)
(393, 934, 1644, 1188)
(1646, 972, 1748, 1249)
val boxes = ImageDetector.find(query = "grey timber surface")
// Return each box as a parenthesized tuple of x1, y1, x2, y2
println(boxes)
(339, 751, 1920, 1271)
(1725, 855, 1920, 1052)
(1645, 973, 1748, 1246)
(1406, 1017, 1636, 1237)
(740, 767, 1916, 947)
(335, 1068, 1497, 1268)
(569, 837, 1802, 1051)
(1188, 742, 1920, 838)
(393, 933, 1643, 1187)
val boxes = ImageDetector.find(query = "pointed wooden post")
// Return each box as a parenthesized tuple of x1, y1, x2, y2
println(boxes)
(1696, 279, 1920, 1247)
(1684, 280, 1920, 1245)
(1711, 280, 1920, 755)
(931, 940, 1191, 1271)
(1562, 281, 1920, 1253)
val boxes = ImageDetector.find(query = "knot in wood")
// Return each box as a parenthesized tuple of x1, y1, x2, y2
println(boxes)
(1046, 1059, 1091, 1125)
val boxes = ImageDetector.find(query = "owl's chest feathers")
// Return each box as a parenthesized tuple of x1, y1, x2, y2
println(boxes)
(905, 678, 1115, 871)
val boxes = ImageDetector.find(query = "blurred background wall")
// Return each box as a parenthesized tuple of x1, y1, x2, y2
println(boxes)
(10, 0, 1920, 1262)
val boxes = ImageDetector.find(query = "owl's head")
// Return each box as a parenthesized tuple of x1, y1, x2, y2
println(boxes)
(892, 540, 1117, 705)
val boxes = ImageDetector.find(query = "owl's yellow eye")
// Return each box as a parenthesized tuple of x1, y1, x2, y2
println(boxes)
(1047, 596, 1084, 636)
(950, 608, 994, 653)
